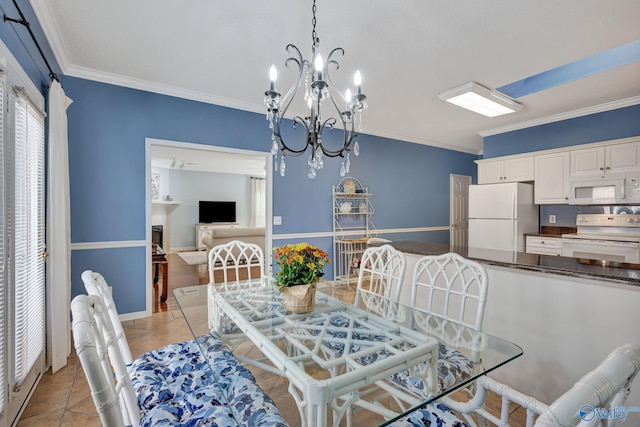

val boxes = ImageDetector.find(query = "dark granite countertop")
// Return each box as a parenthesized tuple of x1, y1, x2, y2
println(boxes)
(525, 226, 577, 238)
(381, 241, 640, 287)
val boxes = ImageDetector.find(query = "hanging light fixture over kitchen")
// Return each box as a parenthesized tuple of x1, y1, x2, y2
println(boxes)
(264, 0, 367, 179)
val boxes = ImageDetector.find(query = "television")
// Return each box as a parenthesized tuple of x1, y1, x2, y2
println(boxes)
(199, 201, 236, 223)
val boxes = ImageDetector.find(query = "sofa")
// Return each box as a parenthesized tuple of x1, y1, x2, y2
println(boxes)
(201, 227, 266, 258)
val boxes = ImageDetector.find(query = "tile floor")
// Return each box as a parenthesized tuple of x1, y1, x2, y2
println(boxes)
(16, 254, 528, 427)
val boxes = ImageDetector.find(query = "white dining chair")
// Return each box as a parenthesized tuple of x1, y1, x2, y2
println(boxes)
(410, 252, 488, 331)
(353, 244, 407, 318)
(70, 294, 238, 426)
(207, 239, 265, 290)
(392, 343, 640, 427)
(206, 240, 284, 376)
(78, 274, 290, 426)
(81, 270, 218, 410)
(376, 253, 489, 410)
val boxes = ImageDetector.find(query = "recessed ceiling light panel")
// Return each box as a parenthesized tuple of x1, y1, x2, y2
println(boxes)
(438, 82, 522, 117)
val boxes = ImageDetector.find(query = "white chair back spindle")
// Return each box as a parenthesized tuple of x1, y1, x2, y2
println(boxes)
(208, 240, 265, 291)
(82, 270, 134, 364)
(71, 294, 140, 427)
(354, 244, 406, 318)
(410, 253, 488, 331)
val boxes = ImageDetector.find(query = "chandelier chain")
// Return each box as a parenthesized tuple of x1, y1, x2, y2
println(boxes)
(311, 0, 318, 48)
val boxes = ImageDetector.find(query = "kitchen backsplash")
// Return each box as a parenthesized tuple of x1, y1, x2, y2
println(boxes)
(540, 204, 640, 227)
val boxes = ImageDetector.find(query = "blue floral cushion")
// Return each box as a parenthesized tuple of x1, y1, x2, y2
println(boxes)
(129, 338, 219, 411)
(388, 344, 474, 397)
(139, 386, 234, 427)
(195, 335, 287, 426)
(390, 402, 468, 427)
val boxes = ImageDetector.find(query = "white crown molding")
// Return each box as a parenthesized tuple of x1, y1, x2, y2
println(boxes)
(479, 96, 640, 137)
(65, 64, 483, 155)
(64, 64, 265, 114)
(29, 0, 71, 71)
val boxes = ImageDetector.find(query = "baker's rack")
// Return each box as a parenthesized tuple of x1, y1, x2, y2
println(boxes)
(332, 177, 375, 286)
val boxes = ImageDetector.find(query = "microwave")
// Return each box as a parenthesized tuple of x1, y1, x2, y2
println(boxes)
(569, 173, 640, 205)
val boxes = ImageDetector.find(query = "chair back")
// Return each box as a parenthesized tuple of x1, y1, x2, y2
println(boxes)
(410, 253, 488, 331)
(354, 244, 406, 318)
(538, 343, 640, 426)
(208, 240, 265, 291)
(71, 294, 140, 427)
(81, 270, 133, 364)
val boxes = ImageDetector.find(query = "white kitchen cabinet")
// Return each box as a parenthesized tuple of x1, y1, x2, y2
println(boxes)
(605, 141, 640, 173)
(570, 141, 640, 178)
(534, 152, 570, 204)
(477, 156, 534, 184)
(525, 235, 562, 256)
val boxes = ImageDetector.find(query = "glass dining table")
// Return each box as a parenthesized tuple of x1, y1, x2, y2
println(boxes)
(174, 281, 522, 427)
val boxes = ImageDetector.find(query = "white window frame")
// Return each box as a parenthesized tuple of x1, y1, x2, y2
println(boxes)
(0, 39, 46, 427)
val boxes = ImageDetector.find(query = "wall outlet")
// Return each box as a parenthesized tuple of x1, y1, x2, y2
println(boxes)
(273, 216, 282, 225)
(549, 214, 556, 224)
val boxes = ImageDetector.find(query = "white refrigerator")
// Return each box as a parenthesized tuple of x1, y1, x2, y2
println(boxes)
(468, 182, 539, 252)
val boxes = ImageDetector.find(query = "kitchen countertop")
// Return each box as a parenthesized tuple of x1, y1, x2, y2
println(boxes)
(525, 226, 577, 238)
(377, 241, 640, 287)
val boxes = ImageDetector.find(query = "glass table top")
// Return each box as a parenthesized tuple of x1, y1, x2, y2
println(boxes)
(174, 281, 522, 426)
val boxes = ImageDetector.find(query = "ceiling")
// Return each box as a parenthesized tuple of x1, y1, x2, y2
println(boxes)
(150, 145, 267, 176)
(31, 1, 640, 155)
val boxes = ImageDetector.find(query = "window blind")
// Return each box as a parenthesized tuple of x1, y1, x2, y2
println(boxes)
(12, 90, 45, 387)
(0, 72, 6, 417)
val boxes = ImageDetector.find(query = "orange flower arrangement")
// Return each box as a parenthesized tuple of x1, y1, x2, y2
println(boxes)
(273, 242, 330, 291)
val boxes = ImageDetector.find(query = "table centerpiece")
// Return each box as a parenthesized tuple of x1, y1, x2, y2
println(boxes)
(274, 242, 330, 313)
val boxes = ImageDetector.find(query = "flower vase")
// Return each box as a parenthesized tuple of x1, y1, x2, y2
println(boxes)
(283, 283, 316, 313)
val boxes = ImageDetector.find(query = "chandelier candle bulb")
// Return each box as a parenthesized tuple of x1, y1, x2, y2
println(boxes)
(269, 65, 277, 90)
(315, 54, 324, 81)
(345, 88, 352, 110)
(354, 70, 362, 93)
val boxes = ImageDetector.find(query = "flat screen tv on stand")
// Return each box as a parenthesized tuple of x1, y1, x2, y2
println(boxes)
(199, 201, 236, 224)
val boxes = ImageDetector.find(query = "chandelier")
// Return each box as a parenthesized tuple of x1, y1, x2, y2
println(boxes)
(264, 0, 367, 179)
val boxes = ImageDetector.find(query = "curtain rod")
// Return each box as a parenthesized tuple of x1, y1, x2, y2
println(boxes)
(4, 0, 59, 82)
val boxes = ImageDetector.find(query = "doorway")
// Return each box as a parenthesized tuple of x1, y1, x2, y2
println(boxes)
(450, 174, 471, 248)
(145, 138, 272, 314)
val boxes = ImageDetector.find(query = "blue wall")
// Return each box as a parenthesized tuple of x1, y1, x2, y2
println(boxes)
(63, 77, 477, 314)
(483, 104, 640, 158)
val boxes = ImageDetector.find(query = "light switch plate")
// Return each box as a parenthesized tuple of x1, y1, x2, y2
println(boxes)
(273, 216, 282, 225)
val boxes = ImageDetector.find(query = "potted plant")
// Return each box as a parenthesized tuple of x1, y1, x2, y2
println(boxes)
(273, 242, 330, 313)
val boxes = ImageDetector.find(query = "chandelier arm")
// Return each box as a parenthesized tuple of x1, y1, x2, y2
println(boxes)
(276, 116, 312, 156)
(318, 117, 353, 158)
(276, 44, 305, 122)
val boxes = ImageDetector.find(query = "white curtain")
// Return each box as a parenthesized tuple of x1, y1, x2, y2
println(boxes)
(250, 177, 266, 228)
(46, 80, 73, 373)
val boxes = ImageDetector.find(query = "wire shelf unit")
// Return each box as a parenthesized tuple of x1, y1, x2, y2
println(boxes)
(332, 177, 376, 286)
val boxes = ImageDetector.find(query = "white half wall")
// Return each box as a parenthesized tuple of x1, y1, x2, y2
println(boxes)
(481, 265, 640, 406)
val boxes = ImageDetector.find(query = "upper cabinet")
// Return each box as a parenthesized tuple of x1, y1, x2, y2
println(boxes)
(570, 141, 640, 178)
(477, 156, 534, 184)
(534, 152, 570, 204)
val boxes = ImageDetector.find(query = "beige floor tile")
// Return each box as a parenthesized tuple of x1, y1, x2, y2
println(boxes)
(16, 408, 65, 427)
(60, 410, 102, 427)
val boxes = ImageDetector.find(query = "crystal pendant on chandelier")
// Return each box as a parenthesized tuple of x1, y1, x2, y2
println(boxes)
(264, 0, 367, 178)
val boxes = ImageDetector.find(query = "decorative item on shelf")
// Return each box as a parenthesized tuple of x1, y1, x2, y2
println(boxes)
(274, 242, 331, 313)
(350, 256, 364, 277)
(264, 0, 367, 179)
(339, 202, 352, 214)
(343, 179, 356, 194)
(359, 202, 367, 213)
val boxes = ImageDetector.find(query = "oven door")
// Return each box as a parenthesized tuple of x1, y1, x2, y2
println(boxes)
(561, 237, 640, 263)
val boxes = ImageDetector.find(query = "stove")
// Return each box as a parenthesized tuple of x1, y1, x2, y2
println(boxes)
(562, 214, 640, 263)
